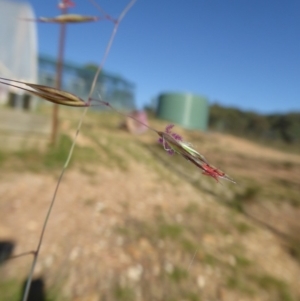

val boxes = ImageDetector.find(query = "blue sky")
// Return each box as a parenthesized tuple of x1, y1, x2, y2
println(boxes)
(27, 0, 300, 114)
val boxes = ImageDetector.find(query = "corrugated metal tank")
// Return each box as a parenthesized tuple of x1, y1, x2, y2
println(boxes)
(156, 92, 209, 130)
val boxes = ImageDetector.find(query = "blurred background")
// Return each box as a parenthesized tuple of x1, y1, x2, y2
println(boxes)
(0, 0, 300, 300)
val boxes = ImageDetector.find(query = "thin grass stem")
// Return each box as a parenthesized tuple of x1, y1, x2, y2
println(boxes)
(21, 1, 137, 300)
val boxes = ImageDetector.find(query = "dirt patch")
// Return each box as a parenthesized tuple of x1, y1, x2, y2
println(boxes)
(1, 112, 300, 301)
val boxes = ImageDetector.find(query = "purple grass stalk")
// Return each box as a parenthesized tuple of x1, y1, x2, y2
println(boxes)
(21, 1, 137, 301)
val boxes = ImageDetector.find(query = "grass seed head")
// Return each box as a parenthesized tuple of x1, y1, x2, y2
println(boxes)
(158, 125, 235, 183)
(38, 14, 100, 23)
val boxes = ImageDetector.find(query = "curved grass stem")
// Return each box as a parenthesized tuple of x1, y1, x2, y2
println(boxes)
(21, 1, 136, 300)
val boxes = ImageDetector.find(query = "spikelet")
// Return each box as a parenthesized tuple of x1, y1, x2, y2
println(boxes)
(0, 77, 89, 107)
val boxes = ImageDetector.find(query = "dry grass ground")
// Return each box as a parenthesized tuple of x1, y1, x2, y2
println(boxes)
(0, 106, 300, 301)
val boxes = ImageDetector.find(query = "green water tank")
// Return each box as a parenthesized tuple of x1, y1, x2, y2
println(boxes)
(156, 92, 209, 130)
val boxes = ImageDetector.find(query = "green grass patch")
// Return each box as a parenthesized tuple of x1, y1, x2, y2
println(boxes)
(115, 226, 130, 236)
(250, 274, 295, 301)
(114, 285, 135, 301)
(226, 276, 255, 296)
(83, 131, 129, 170)
(0, 150, 7, 166)
(229, 184, 261, 212)
(184, 292, 201, 301)
(287, 237, 300, 263)
(158, 223, 183, 240)
(180, 238, 197, 253)
(184, 202, 199, 215)
(0, 134, 98, 171)
(235, 255, 252, 268)
(43, 134, 74, 168)
(235, 222, 253, 234)
(0, 280, 22, 301)
(0, 279, 59, 301)
(168, 266, 188, 282)
(202, 253, 218, 266)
